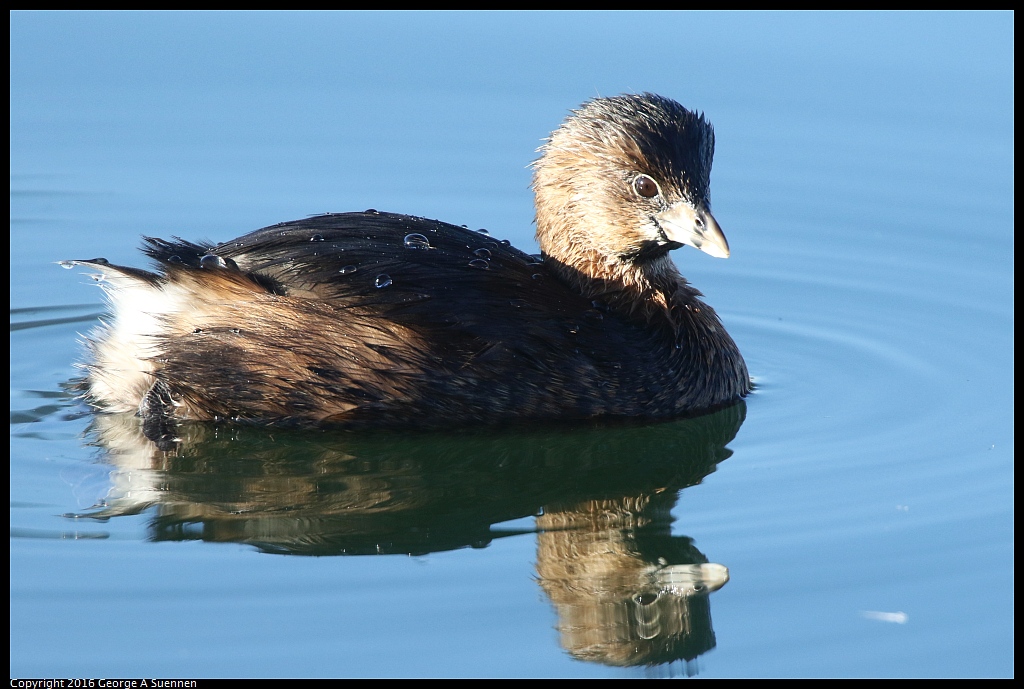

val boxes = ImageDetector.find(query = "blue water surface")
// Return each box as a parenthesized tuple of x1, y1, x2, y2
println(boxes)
(10, 11, 1013, 678)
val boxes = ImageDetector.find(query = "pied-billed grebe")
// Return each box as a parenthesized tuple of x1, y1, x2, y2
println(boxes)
(67, 93, 750, 430)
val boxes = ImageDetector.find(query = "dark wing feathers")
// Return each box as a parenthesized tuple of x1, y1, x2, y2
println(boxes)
(140, 212, 656, 426)
(210, 211, 620, 359)
(141, 236, 215, 266)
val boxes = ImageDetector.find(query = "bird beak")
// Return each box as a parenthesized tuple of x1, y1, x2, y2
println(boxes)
(655, 202, 730, 258)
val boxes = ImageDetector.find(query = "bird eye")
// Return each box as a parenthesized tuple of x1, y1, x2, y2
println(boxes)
(633, 175, 659, 199)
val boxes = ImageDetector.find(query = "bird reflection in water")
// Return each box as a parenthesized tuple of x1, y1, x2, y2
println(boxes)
(74, 401, 745, 671)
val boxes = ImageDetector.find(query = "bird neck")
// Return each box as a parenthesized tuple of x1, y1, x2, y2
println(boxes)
(541, 249, 701, 329)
